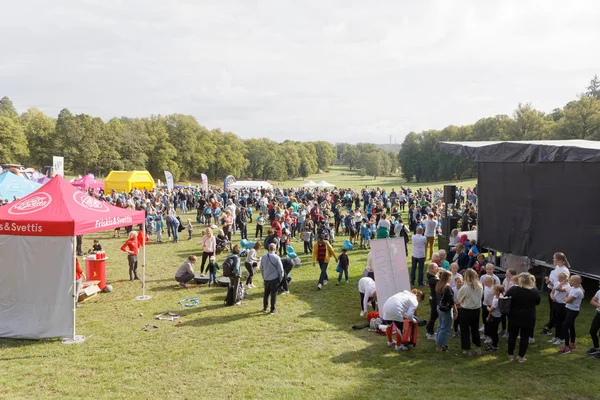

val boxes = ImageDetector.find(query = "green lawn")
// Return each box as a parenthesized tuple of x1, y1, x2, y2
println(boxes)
(1, 206, 599, 400)
(271, 165, 477, 191)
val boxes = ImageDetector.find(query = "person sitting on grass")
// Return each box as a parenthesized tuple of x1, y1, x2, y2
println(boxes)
(175, 255, 197, 288)
(382, 289, 425, 351)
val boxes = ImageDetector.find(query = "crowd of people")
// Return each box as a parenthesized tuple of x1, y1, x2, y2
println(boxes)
(95, 182, 600, 362)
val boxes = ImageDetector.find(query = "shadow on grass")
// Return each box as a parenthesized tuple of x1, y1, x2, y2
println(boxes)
(0, 337, 62, 351)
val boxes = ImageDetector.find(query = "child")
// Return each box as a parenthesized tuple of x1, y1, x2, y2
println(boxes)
(452, 276, 463, 338)
(560, 275, 584, 354)
(549, 272, 570, 345)
(328, 222, 335, 244)
(361, 220, 371, 249)
(255, 212, 265, 239)
(336, 249, 350, 285)
(206, 255, 220, 287)
(473, 254, 486, 275)
(479, 263, 501, 285)
(588, 288, 600, 358)
(450, 263, 462, 290)
(500, 268, 517, 337)
(486, 285, 505, 352)
(187, 219, 193, 240)
(155, 214, 163, 243)
(303, 227, 313, 254)
(203, 205, 212, 226)
(482, 276, 494, 343)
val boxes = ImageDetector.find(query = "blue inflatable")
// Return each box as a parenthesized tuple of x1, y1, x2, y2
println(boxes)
(342, 239, 354, 251)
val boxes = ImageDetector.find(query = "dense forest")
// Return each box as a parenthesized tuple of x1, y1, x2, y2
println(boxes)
(1, 75, 598, 183)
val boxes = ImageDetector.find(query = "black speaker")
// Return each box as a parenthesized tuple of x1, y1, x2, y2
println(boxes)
(442, 216, 459, 236)
(444, 185, 456, 204)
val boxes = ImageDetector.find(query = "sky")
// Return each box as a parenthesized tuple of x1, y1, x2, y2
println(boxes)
(2, 0, 600, 144)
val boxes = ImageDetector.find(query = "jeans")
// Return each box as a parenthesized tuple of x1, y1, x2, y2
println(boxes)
(563, 308, 580, 347)
(436, 308, 453, 347)
(176, 271, 194, 284)
(507, 322, 533, 358)
(459, 308, 481, 350)
(427, 299, 439, 335)
(410, 257, 425, 286)
(337, 267, 348, 283)
(318, 260, 329, 284)
(172, 223, 180, 242)
(245, 261, 255, 286)
(209, 272, 216, 284)
(590, 311, 600, 349)
(263, 279, 279, 311)
(487, 315, 502, 347)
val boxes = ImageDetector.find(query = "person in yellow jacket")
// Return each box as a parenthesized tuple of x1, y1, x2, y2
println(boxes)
(312, 234, 338, 290)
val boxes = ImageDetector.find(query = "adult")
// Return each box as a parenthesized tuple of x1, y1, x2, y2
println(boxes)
(236, 206, 248, 240)
(271, 214, 283, 252)
(541, 252, 571, 336)
(423, 212, 437, 260)
(426, 263, 440, 340)
(506, 272, 541, 363)
(225, 245, 242, 306)
(411, 227, 427, 286)
(120, 231, 140, 282)
(457, 269, 483, 356)
(260, 243, 284, 314)
(358, 276, 377, 316)
(435, 270, 455, 352)
(222, 210, 234, 247)
(381, 289, 425, 351)
(364, 251, 375, 280)
(376, 214, 390, 239)
(200, 227, 217, 274)
(175, 255, 197, 288)
(453, 243, 470, 271)
(245, 242, 261, 289)
(312, 235, 338, 290)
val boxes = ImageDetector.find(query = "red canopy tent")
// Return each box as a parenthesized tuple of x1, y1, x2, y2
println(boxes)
(0, 175, 146, 340)
(70, 174, 104, 193)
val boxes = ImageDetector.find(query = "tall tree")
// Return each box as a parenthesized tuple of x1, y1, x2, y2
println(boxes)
(554, 95, 600, 140)
(20, 108, 55, 167)
(398, 132, 421, 182)
(0, 116, 29, 163)
(313, 141, 336, 171)
(587, 74, 600, 99)
(0, 96, 19, 121)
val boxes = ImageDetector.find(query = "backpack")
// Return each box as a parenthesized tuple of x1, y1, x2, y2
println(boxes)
(222, 256, 236, 277)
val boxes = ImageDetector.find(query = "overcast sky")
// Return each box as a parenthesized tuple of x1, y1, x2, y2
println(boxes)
(2, 0, 599, 144)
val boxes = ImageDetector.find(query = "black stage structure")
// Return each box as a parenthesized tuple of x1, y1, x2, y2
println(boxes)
(437, 140, 600, 279)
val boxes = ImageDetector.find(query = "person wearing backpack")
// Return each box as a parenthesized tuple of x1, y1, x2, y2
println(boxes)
(222, 245, 242, 306)
(260, 243, 284, 313)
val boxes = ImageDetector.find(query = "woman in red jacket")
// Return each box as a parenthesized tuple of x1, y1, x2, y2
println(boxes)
(121, 231, 140, 281)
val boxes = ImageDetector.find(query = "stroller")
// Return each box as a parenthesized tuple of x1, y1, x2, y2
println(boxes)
(215, 234, 231, 255)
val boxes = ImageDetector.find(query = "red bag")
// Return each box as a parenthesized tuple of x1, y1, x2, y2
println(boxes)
(401, 320, 418, 346)
(366, 311, 379, 321)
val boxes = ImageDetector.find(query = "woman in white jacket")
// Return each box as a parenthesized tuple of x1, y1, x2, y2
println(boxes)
(382, 289, 425, 351)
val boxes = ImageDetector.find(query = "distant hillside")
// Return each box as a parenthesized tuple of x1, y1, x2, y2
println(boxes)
(376, 144, 401, 153)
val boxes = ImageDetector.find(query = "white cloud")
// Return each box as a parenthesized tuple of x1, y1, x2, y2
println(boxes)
(1, 0, 599, 143)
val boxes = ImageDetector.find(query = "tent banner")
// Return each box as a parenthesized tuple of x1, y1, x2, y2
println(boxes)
(53, 156, 64, 177)
(201, 173, 208, 192)
(164, 171, 174, 191)
(370, 237, 411, 308)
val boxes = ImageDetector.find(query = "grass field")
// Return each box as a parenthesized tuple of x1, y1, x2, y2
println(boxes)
(1, 205, 599, 400)
(271, 165, 477, 191)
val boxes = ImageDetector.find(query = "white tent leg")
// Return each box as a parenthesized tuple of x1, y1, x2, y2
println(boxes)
(136, 223, 152, 301)
(63, 235, 85, 344)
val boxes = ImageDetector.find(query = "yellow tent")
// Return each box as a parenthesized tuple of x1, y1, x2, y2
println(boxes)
(104, 171, 155, 192)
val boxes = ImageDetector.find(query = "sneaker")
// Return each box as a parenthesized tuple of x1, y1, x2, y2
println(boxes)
(559, 347, 572, 354)
(517, 357, 527, 363)
(547, 337, 557, 343)
(324, 280, 329, 286)
(499, 330, 506, 336)
(235, 301, 242, 306)
(426, 333, 436, 340)
(486, 345, 498, 352)
(270, 309, 278, 314)
(395, 344, 409, 351)
(179, 282, 188, 288)
(502, 332, 509, 339)
(484, 338, 492, 344)
(540, 328, 553, 336)
(280, 291, 289, 295)
(593, 353, 600, 360)
(317, 284, 322, 290)
(586, 348, 600, 355)
(261, 309, 268, 313)
(360, 311, 366, 317)
(479, 325, 485, 332)
(452, 332, 460, 339)
(387, 341, 395, 347)
(474, 347, 483, 356)
(529, 337, 535, 344)
(336, 282, 340, 286)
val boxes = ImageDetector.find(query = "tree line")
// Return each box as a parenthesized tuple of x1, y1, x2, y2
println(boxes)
(0, 99, 337, 182)
(391, 75, 600, 182)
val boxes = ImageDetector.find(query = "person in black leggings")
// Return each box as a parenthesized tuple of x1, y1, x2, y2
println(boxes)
(505, 272, 541, 363)
(588, 289, 600, 356)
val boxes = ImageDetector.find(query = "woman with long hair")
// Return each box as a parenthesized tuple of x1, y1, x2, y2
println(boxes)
(435, 270, 455, 351)
(506, 272, 541, 363)
(457, 269, 483, 356)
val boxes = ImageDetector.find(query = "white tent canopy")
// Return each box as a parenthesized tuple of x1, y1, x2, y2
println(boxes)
(300, 180, 316, 187)
(228, 180, 273, 189)
(315, 180, 335, 188)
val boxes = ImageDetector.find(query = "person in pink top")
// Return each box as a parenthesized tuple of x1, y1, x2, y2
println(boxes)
(200, 227, 217, 274)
